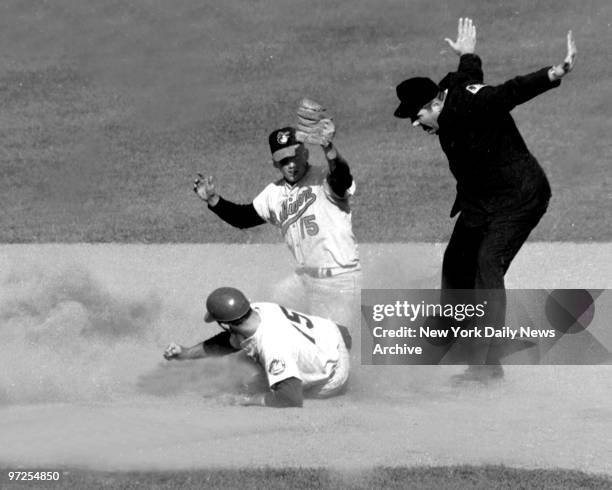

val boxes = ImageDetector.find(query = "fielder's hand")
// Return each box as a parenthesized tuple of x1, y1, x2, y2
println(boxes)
(445, 17, 476, 56)
(548, 30, 577, 81)
(193, 173, 219, 206)
(163, 342, 183, 360)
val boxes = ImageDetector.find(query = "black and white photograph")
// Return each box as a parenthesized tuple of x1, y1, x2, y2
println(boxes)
(1, 1, 611, 488)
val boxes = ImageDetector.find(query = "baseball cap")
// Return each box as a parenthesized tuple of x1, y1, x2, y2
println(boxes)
(394, 77, 440, 121)
(269, 127, 300, 163)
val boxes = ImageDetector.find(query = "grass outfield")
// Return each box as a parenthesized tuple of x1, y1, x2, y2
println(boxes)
(0, 0, 611, 242)
(2, 466, 612, 489)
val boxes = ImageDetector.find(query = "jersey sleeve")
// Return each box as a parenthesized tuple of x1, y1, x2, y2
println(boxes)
(202, 331, 241, 356)
(264, 377, 304, 407)
(209, 197, 266, 229)
(323, 177, 356, 204)
(260, 338, 301, 386)
(324, 147, 354, 199)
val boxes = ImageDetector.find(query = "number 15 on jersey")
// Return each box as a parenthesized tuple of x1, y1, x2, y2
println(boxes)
(300, 215, 319, 238)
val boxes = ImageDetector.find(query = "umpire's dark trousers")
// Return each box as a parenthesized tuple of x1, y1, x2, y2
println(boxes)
(441, 204, 548, 363)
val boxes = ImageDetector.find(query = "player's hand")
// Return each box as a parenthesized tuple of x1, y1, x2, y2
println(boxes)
(444, 17, 476, 56)
(548, 30, 577, 81)
(193, 173, 219, 206)
(163, 342, 183, 360)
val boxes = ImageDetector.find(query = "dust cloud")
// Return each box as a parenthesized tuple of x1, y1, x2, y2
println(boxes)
(0, 261, 257, 405)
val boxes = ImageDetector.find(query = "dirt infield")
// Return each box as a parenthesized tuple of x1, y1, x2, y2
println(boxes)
(1, 244, 610, 475)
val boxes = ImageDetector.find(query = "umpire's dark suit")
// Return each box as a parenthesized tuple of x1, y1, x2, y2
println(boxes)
(438, 54, 559, 288)
(436, 54, 560, 359)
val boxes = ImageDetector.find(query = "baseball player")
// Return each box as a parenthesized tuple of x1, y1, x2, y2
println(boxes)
(163, 287, 352, 407)
(194, 124, 361, 329)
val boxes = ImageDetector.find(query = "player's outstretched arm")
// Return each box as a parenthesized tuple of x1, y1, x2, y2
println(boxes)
(163, 342, 206, 360)
(163, 332, 241, 361)
(444, 17, 476, 56)
(193, 173, 266, 229)
(548, 30, 577, 81)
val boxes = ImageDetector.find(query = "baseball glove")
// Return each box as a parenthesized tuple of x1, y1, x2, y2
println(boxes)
(295, 98, 335, 146)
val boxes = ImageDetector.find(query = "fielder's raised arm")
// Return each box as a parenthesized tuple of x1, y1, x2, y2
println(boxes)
(294, 97, 353, 198)
(324, 145, 353, 199)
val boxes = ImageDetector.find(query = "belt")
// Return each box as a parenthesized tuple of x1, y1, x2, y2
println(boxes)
(295, 265, 360, 278)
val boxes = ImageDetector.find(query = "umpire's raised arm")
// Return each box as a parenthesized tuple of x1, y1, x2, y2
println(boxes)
(548, 30, 577, 81)
(438, 19, 483, 89)
(446, 29, 577, 113)
(444, 17, 476, 56)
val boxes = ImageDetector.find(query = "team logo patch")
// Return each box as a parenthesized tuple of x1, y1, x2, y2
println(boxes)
(279, 187, 316, 231)
(268, 359, 286, 375)
(277, 131, 290, 144)
(466, 84, 487, 94)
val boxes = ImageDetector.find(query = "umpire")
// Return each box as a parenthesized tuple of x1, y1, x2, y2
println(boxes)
(394, 18, 577, 382)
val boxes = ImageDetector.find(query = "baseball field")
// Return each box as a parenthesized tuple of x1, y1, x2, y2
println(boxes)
(1, 0, 611, 488)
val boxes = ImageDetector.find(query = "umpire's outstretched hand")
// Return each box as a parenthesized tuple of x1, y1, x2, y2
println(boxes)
(444, 17, 476, 56)
(549, 30, 577, 81)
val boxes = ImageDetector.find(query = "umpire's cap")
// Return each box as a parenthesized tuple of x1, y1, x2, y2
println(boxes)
(394, 77, 440, 121)
(204, 287, 251, 323)
(269, 127, 300, 163)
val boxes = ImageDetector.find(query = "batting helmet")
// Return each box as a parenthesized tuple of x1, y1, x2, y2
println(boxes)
(204, 287, 251, 323)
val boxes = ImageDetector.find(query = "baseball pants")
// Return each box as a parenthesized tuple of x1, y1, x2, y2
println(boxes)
(441, 204, 548, 363)
(305, 339, 351, 398)
(272, 270, 362, 329)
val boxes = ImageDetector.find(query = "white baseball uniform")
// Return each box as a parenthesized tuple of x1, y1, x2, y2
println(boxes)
(252, 164, 362, 331)
(208, 153, 361, 333)
(234, 302, 350, 397)
(252, 165, 359, 270)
